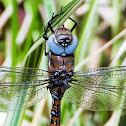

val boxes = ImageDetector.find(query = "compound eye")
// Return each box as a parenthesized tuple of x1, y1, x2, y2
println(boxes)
(48, 34, 78, 55)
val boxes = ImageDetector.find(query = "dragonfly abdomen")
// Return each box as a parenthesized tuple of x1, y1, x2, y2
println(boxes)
(49, 87, 65, 126)
(49, 87, 61, 126)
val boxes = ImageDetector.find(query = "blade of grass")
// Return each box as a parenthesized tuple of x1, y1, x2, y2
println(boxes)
(0, 5, 13, 32)
(75, 0, 97, 65)
(11, 1, 18, 66)
(111, 0, 121, 65)
(104, 110, 122, 126)
(43, 0, 56, 21)
(110, 39, 126, 66)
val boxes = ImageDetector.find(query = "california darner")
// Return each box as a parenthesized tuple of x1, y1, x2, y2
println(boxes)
(1, 11, 126, 126)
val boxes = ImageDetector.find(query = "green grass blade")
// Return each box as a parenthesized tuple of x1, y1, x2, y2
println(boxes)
(75, 0, 97, 67)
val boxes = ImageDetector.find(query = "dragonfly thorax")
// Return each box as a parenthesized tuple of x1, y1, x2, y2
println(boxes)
(49, 71, 72, 87)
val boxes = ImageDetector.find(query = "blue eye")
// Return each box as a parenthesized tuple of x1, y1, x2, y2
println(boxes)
(48, 35, 64, 55)
(64, 35, 78, 55)
(48, 34, 78, 55)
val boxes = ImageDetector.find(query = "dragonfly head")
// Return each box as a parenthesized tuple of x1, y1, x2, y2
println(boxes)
(55, 28, 72, 47)
(48, 28, 78, 55)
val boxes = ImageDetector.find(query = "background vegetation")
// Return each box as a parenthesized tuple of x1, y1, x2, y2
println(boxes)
(0, 0, 126, 126)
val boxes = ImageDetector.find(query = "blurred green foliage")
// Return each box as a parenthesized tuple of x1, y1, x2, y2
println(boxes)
(0, 0, 126, 126)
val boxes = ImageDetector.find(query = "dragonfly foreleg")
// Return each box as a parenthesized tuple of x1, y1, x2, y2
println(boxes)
(69, 17, 77, 32)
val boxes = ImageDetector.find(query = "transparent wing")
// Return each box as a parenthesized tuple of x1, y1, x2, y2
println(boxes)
(64, 66, 126, 111)
(0, 66, 50, 111)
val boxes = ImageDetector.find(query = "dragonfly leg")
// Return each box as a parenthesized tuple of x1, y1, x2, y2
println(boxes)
(69, 17, 77, 32)
(43, 25, 49, 55)
(43, 8, 63, 39)
(43, 7, 63, 55)
(48, 7, 63, 33)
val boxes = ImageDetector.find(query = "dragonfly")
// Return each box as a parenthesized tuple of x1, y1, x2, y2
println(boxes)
(1, 10, 126, 126)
